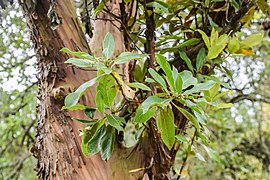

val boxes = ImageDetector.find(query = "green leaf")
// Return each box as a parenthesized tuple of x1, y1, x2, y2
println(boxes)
(174, 105, 200, 130)
(213, 90, 233, 101)
(99, 125, 116, 160)
(141, 96, 171, 113)
(134, 106, 157, 123)
(179, 38, 200, 48)
(175, 134, 188, 143)
(114, 52, 148, 64)
(230, 0, 239, 10)
(179, 50, 193, 72)
(65, 58, 94, 67)
(197, 131, 209, 144)
(202, 144, 220, 163)
(203, 83, 220, 101)
(210, 28, 218, 47)
(94, 0, 107, 15)
(72, 118, 96, 125)
(175, 73, 183, 94)
(156, 54, 174, 88)
(106, 114, 125, 131)
(97, 62, 112, 74)
(85, 107, 96, 119)
(156, 106, 175, 150)
(62, 103, 87, 110)
(146, 1, 169, 13)
(222, 65, 233, 80)
(96, 90, 104, 114)
(196, 48, 206, 71)
(103, 32, 115, 59)
(180, 70, 198, 89)
(196, 152, 206, 162)
(87, 125, 106, 156)
(64, 76, 102, 108)
(240, 33, 263, 48)
(96, 75, 117, 109)
(172, 66, 178, 82)
(196, 29, 210, 49)
(227, 36, 240, 54)
(60, 48, 93, 59)
(82, 120, 105, 155)
(256, 0, 270, 19)
(183, 80, 216, 95)
(212, 103, 233, 110)
(128, 82, 151, 91)
(145, 77, 155, 83)
(207, 34, 228, 59)
(149, 68, 167, 91)
(193, 110, 207, 125)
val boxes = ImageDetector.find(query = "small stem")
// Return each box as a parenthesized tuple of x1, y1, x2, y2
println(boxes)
(144, 0, 156, 93)
(177, 129, 197, 180)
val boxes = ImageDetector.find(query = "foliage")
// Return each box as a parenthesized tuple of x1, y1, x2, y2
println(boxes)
(1, 0, 270, 179)
(62, 0, 270, 177)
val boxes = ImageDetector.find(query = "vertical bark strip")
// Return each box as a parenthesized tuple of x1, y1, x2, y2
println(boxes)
(20, 0, 146, 179)
(20, 1, 110, 179)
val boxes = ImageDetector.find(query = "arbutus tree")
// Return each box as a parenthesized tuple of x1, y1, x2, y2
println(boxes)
(14, 0, 270, 179)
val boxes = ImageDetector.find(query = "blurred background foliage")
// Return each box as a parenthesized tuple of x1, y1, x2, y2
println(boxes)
(0, 1, 269, 180)
(0, 2, 37, 180)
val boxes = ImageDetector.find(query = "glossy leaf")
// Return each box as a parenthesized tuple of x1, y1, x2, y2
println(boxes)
(180, 70, 198, 89)
(85, 107, 96, 119)
(196, 48, 206, 71)
(207, 34, 228, 59)
(183, 80, 216, 95)
(179, 38, 200, 48)
(179, 50, 193, 72)
(156, 106, 175, 150)
(156, 54, 174, 88)
(114, 52, 148, 64)
(96, 90, 104, 114)
(99, 125, 116, 160)
(240, 33, 263, 48)
(196, 29, 210, 49)
(175, 73, 183, 94)
(141, 96, 171, 113)
(134, 106, 157, 123)
(96, 75, 117, 109)
(128, 82, 151, 91)
(87, 125, 106, 156)
(62, 103, 87, 110)
(202, 144, 221, 163)
(146, 1, 169, 13)
(227, 36, 240, 54)
(212, 103, 233, 110)
(64, 76, 102, 108)
(65, 58, 94, 67)
(103, 32, 115, 59)
(106, 114, 125, 131)
(149, 68, 167, 90)
(174, 105, 200, 130)
(175, 134, 188, 143)
(60, 48, 93, 59)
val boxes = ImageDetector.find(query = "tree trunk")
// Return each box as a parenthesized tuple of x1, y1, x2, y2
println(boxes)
(20, 1, 145, 179)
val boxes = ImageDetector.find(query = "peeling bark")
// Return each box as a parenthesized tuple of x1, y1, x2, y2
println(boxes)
(20, 0, 144, 179)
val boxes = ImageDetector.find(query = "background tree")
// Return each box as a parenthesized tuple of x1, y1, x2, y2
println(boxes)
(0, 0, 270, 179)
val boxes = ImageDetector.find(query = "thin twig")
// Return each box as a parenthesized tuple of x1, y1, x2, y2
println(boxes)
(177, 129, 197, 180)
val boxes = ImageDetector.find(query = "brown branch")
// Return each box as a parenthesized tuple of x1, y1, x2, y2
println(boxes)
(177, 129, 197, 180)
(225, 94, 270, 104)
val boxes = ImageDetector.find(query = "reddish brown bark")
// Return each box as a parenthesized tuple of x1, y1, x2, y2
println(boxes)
(20, 1, 144, 179)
